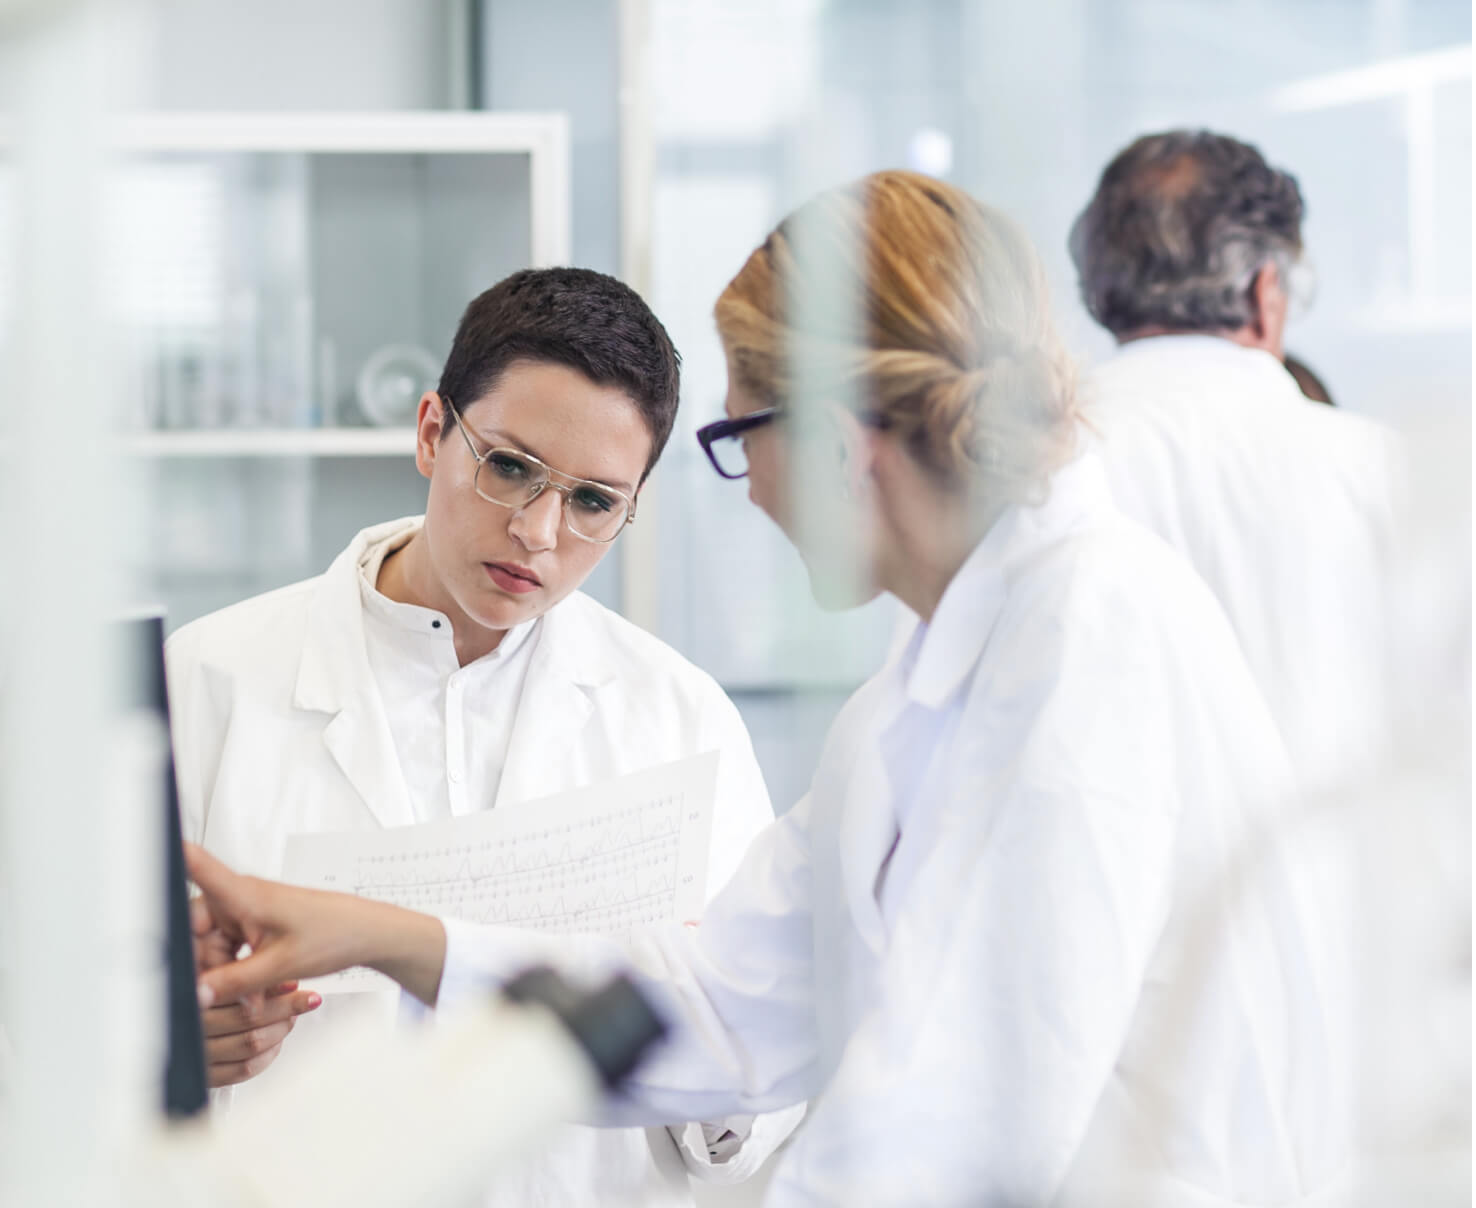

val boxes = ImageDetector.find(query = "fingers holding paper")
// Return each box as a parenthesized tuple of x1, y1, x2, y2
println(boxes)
(185, 842, 447, 1008)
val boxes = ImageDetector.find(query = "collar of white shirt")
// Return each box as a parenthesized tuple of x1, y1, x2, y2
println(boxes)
(1106, 332, 1294, 390)
(354, 519, 537, 663)
(901, 454, 1111, 711)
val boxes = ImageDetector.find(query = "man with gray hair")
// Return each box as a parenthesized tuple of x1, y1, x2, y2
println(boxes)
(1072, 129, 1305, 359)
(1071, 129, 1403, 799)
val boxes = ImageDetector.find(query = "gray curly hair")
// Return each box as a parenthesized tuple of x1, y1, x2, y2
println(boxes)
(1068, 130, 1304, 338)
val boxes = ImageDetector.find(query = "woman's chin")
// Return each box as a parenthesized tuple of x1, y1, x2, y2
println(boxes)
(464, 590, 541, 633)
(804, 563, 880, 612)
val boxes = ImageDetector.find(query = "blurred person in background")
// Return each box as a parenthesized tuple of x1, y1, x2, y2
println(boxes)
(166, 268, 799, 1207)
(188, 170, 1346, 1207)
(1069, 129, 1402, 798)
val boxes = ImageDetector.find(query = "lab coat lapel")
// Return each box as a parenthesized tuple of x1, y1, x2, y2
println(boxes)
(294, 520, 419, 830)
(492, 602, 603, 809)
(834, 664, 912, 957)
(832, 514, 1025, 957)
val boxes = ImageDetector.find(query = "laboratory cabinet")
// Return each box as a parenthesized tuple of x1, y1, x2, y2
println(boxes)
(96, 111, 582, 628)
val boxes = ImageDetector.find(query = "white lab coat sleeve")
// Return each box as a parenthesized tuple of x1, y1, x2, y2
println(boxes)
(438, 792, 821, 1125)
(672, 1102, 809, 1184)
(767, 730, 1180, 1204)
(668, 684, 807, 1182)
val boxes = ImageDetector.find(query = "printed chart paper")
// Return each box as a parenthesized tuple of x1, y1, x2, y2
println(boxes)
(281, 753, 718, 992)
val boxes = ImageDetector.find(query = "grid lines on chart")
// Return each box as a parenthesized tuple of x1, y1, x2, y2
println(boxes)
(350, 793, 688, 937)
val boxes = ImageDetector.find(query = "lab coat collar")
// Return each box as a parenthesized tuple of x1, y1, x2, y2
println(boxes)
(294, 516, 424, 715)
(490, 595, 618, 808)
(1108, 333, 1296, 390)
(294, 514, 613, 710)
(503, 593, 617, 786)
(295, 516, 425, 829)
(903, 455, 1111, 710)
(836, 458, 1113, 952)
(294, 516, 625, 820)
(835, 658, 916, 956)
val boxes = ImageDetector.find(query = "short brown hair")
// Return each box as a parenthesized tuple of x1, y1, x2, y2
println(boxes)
(438, 268, 681, 482)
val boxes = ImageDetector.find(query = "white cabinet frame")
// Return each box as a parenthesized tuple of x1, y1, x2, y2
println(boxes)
(75, 111, 573, 459)
(114, 111, 571, 270)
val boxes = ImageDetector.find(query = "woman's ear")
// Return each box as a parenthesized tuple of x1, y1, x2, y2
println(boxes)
(414, 392, 446, 481)
(821, 402, 877, 497)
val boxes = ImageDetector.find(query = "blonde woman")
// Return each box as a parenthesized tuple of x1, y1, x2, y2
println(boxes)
(190, 172, 1341, 1206)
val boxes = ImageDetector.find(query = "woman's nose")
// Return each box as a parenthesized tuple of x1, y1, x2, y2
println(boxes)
(509, 487, 563, 551)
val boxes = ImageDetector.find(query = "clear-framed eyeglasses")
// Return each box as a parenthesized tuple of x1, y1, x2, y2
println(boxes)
(445, 397, 637, 544)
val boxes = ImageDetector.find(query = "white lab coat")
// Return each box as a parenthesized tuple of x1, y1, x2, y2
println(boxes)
(440, 456, 1346, 1206)
(166, 516, 801, 1207)
(1082, 335, 1404, 798)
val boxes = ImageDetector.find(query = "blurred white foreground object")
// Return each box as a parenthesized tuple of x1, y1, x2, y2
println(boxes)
(126, 969, 664, 1208)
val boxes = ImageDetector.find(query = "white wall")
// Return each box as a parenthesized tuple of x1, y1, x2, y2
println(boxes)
(480, 0, 621, 274)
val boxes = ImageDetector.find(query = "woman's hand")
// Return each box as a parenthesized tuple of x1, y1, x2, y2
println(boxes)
(191, 887, 322, 1086)
(186, 843, 448, 1008)
(201, 982, 320, 1087)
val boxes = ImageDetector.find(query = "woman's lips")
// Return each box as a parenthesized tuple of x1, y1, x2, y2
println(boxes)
(484, 562, 542, 594)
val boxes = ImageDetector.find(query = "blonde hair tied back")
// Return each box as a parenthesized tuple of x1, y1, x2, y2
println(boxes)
(715, 171, 1081, 503)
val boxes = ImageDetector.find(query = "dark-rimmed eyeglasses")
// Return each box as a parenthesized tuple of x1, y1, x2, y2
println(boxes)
(695, 407, 782, 479)
(445, 397, 637, 544)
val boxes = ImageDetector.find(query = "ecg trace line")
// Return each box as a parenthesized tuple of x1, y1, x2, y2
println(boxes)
(459, 885, 677, 928)
(351, 833, 679, 892)
(351, 880, 679, 926)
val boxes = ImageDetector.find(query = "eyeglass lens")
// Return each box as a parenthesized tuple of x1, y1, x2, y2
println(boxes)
(474, 449, 630, 541)
(709, 434, 749, 478)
